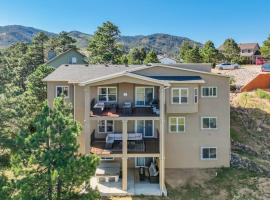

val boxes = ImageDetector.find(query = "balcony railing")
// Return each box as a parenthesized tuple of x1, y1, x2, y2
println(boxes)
(90, 130, 159, 155)
(90, 99, 160, 117)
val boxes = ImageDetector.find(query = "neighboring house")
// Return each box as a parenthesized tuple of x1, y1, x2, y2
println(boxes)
(238, 43, 260, 64)
(157, 55, 177, 64)
(241, 73, 270, 92)
(46, 48, 88, 68)
(43, 63, 230, 196)
(218, 43, 260, 64)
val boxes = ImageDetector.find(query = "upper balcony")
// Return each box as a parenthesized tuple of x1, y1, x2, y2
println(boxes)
(89, 84, 160, 118)
(90, 101, 160, 118)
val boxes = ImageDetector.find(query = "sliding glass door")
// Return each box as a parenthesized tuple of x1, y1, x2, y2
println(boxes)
(136, 120, 154, 137)
(135, 87, 154, 106)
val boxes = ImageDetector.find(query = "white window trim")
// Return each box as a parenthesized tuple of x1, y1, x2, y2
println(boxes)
(135, 87, 154, 107)
(201, 87, 218, 98)
(171, 88, 189, 104)
(168, 117, 185, 133)
(134, 120, 154, 138)
(194, 88, 198, 104)
(98, 120, 114, 134)
(55, 85, 69, 98)
(97, 87, 117, 103)
(201, 117, 217, 130)
(200, 147, 217, 160)
(71, 56, 77, 64)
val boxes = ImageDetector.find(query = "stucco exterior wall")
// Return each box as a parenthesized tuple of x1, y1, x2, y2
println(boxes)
(46, 65, 230, 169)
(136, 66, 230, 168)
(166, 83, 199, 113)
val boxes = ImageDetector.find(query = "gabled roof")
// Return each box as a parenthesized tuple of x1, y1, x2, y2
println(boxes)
(43, 63, 229, 84)
(46, 48, 86, 65)
(238, 43, 260, 50)
(79, 72, 170, 86)
(218, 43, 259, 51)
(43, 64, 146, 83)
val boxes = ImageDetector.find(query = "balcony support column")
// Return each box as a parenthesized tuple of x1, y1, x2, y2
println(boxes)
(159, 86, 166, 194)
(122, 119, 128, 191)
(83, 86, 91, 154)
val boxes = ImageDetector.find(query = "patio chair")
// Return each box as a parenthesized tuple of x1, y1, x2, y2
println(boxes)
(105, 134, 114, 149)
(148, 162, 159, 183)
(122, 102, 132, 115)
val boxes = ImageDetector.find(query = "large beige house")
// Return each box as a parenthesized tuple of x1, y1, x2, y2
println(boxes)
(43, 63, 230, 196)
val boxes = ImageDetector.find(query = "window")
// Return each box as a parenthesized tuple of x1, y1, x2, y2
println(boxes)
(201, 117, 217, 129)
(98, 87, 117, 102)
(71, 57, 77, 64)
(201, 87, 217, 97)
(135, 87, 154, 106)
(194, 88, 198, 104)
(56, 86, 69, 98)
(98, 120, 113, 133)
(201, 147, 217, 160)
(169, 117, 185, 133)
(172, 88, 188, 104)
(135, 157, 154, 167)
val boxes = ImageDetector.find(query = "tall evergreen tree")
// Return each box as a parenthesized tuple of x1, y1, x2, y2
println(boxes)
(46, 32, 76, 56)
(200, 40, 219, 64)
(12, 98, 99, 200)
(26, 64, 54, 102)
(143, 50, 159, 64)
(28, 32, 49, 66)
(185, 46, 202, 63)
(261, 34, 270, 59)
(88, 21, 123, 64)
(128, 47, 146, 64)
(179, 40, 192, 62)
(222, 38, 240, 63)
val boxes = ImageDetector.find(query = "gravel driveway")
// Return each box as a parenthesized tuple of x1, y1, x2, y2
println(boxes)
(212, 65, 261, 88)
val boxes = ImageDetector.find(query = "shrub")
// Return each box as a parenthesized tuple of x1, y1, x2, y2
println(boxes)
(255, 89, 270, 100)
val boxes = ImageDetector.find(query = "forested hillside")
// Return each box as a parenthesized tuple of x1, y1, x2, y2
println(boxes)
(0, 25, 201, 57)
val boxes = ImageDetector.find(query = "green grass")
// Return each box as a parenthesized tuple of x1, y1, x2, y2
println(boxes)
(165, 168, 263, 200)
(255, 89, 270, 100)
(230, 128, 243, 143)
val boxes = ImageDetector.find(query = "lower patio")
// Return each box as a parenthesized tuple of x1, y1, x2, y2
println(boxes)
(90, 168, 163, 196)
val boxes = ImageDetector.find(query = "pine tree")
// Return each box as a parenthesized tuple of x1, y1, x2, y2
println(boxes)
(179, 41, 192, 62)
(88, 21, 123, 64)
(222, 38, 240, 63)
(261, 34, 270, 59)
(185, 46, 202, 63)
(12, 98, 99, 200)
(143, 50, 159, 64)
(128, 48, 146, 64)
(200, 40, 219, 65)
(28, 32, 49, 66)
(26, 64, 54, 102)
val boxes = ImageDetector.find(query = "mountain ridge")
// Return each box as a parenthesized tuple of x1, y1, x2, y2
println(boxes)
(0, 25, 202, 57)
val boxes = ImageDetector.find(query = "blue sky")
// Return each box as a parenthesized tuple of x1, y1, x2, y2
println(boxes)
(1, 0, 269, 46)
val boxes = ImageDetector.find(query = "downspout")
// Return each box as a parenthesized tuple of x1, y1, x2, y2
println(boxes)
(73, 83, 76, 120)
